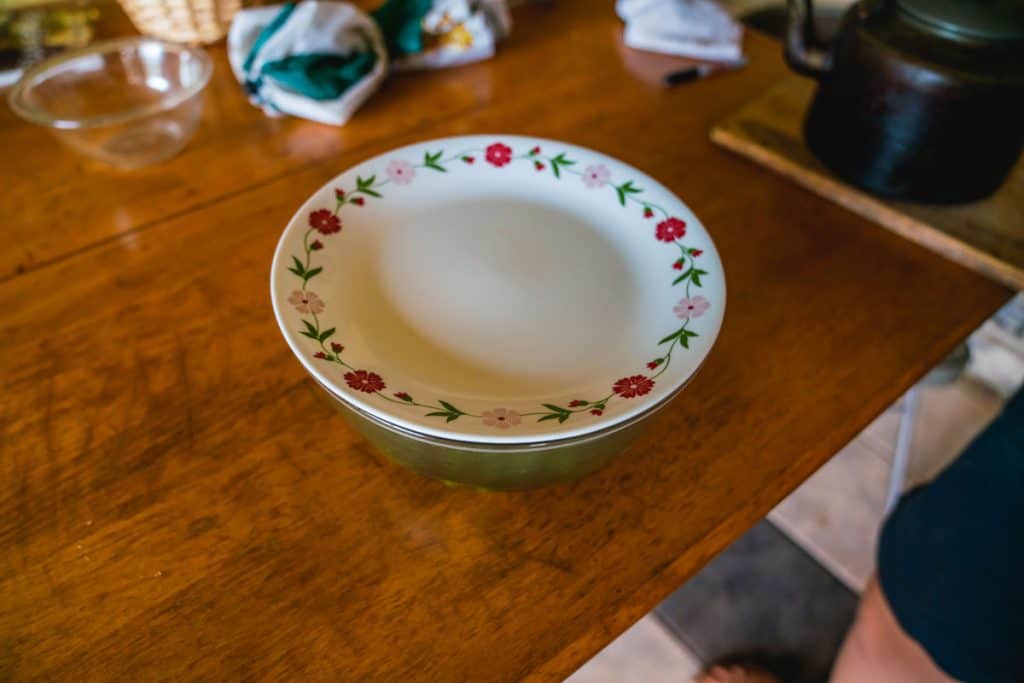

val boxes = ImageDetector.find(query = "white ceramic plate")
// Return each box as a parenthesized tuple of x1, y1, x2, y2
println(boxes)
(272, 135, 725, 444)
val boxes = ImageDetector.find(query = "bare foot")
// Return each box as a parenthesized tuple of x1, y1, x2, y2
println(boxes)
(693, 664, 781, 683)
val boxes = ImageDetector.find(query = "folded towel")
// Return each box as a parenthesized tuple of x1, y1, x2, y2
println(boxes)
(617, 0, 743, 63)
(228, 0, 511, 125)
(227, 1, 388, 126)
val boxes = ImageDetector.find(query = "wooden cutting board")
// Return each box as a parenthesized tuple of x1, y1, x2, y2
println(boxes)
(711, 76, 1024, 290)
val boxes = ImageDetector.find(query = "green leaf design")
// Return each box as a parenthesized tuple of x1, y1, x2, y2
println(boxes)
(302, 266, 323, 282)
(289, 256, 306, 276)
(541, 403, 568, 413)
(423, 150, 446, 172)
(673, 268, 692, 285)
(658, 329, 682, 345)
(690, 268, 707, 287)
(537, 414, 562, 423)
(303, 320, 319, 337)
(425, 400, 466, 422)
(355, 174, 382, 197)
(318, 327, 336, 342)
(299, 330, 318, 340)
(549, 153, 576, 180)
(614, 181, 643, 206)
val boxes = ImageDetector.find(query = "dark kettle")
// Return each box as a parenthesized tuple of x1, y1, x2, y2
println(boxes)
(785, 0, 1024, 203)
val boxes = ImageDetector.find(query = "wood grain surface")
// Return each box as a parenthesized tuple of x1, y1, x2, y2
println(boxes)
(711, 77, 1024, 290)
(0, 2, 1011, 681)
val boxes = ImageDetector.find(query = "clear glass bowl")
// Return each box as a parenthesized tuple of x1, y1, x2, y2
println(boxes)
(9, 37, 212, 169)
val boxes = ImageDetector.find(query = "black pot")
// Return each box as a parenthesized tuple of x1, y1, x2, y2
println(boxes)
(785, 0, 1024, 204)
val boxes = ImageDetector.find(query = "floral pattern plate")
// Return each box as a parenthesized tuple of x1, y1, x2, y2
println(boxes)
(271, 135, 725, 444)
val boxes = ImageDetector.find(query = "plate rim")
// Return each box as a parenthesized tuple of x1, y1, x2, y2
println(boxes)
(271, 134, 726, 444)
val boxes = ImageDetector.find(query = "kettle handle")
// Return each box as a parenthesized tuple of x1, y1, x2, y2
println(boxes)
(785, 0, 834, 77)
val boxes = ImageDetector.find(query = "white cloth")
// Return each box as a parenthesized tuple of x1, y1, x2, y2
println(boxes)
(227, 1, 388, 126)
(617, 0, 743, 63)
(395, 0, 512, 71)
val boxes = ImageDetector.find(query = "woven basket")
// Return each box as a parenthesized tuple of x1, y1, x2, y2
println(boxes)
(119, 0, 242, 44)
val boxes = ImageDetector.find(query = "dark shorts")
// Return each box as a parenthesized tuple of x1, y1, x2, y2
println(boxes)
(878, 386, 1024, 683)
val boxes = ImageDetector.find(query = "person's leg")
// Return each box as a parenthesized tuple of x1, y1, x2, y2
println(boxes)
(829, 578, 955, 683)
(692, 574, 957, 683)
(695, 386, 1024, 683)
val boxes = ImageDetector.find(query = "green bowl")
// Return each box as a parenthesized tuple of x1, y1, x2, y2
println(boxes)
(317, 384, 663, 490)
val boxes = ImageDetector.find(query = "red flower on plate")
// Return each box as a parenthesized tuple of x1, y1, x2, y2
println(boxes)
(334, 188, 345, 201)
(314, 351, 327, 360)
(569, 399, 587, 407)
(309, 209, 341, 235)
(612, 375, 655, 398)
(534, 161, 545, 171)
(394, 391, 413, 402)
(530, 146, 541, 155)
(463, 156, 475, 164)
(690, 248, 703, 257)
(310, 240, 324, 251)
(643, 207, 654, 219)
(647, 359, 663, 370)
(344, 369, 385, 393)
(590, 409, 603, 416)
(485, 143, 513, 167)
(672, 260, 683, 270)
(330, 342, 344, 353)
(655, 217, 686, 242)
(352, 197, 365, 206)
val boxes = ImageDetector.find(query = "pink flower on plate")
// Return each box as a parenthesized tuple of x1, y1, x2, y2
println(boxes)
(386, 159, 415, 185)
(485, 143, 513, 167)
(482, 408, 521, 429)
(674, 295, 711, 320)
(582, 164, 611, 188)
(288, 290, 325, 315)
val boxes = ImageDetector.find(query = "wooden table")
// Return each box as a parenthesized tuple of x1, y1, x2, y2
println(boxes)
(0, 2, 1011, 680)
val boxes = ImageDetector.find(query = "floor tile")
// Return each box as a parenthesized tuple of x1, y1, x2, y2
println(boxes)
(566, 614, 701, 683)
(903, 380, 1003, 489)
(655, 521, 857, 683)
(769, 439, 888, 591)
